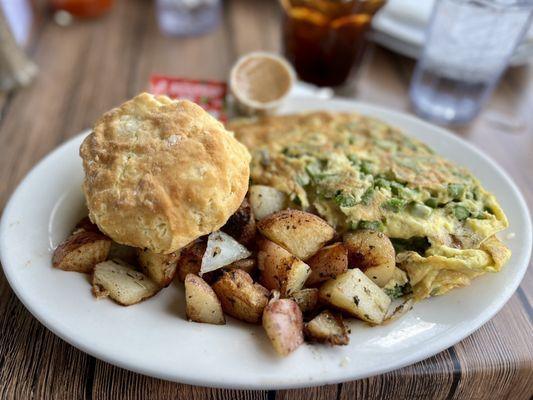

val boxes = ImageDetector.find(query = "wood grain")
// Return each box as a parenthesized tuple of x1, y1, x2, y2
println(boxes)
(0, 0, 531, 399)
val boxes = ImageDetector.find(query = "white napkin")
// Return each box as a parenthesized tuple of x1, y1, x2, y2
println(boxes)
(379, 0, 533, 42)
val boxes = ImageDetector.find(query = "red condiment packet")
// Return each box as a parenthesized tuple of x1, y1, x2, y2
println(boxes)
(149, 75, 228, 122)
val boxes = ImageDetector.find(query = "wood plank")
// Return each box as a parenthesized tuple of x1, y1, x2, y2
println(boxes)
(277, 384, 339, 400)
(92, 359, 269, 400)
(452, 294, 533, 400)
(339, 349, 457, 400)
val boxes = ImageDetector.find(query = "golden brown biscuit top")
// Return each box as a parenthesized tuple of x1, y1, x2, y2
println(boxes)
(80, 93, 251, 253)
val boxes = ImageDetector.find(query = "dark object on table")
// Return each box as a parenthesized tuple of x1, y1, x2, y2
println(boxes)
(280, 0, 385, 87)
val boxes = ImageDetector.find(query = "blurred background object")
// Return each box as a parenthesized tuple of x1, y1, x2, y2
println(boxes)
(50, 0, 114, 18)
(156, 0, 221, 37)
(372, 0, 533, 66)
(409, 0, 533, 126)
(0, 4, 37, 92)
(280, 0, 386, 87)
(0, 0, 33, 46)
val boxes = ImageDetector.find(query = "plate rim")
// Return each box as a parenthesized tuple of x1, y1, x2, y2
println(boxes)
(1, 97, 531, 389)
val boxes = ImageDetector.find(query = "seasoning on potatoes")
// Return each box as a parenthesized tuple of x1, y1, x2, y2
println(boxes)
(343, 230, 395, 287)
(319, 268, 391, 324)
(257, 209, 335, 260)
(184, 274, 225, 325)
(304, 310, 350, 345)
(306, 243, 348, 286)
(212, 269, 270, 324)
(257, 238, 311, 297)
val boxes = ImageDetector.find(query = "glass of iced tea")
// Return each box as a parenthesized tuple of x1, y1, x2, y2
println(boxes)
(280, 0, 386, 87)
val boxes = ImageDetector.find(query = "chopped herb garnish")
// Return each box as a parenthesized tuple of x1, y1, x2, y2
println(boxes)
(347, 154, 359, 165)
(335, 192, 357, 207)
(448, 183, 465, 200)
(295, 173, 310, 186)
(484, 206, 495, 215)
(454, 205, 470, 221)
(382, 198, 407, 213)
(385, 282, 413, 299)
(353, 295, 360, 305)
(360, 188, 375, 206)
(424, 197, 439, 208)
(360, 160, 375, 175)
(391, 237, 430, 255)
(281, 147, 301, 158)
(390, 181, 405, 196)
(357, 220, 384, 231)
(291, 194, 302, 206)
(374, 177, 391, 190)
(409, 202, 432, 219)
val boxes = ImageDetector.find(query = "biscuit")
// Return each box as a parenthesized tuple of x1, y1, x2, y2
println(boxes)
(80, 93, 251, 253)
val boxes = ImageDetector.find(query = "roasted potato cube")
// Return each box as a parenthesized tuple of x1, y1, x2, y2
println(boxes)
(212, 269, 270, 323)
(319, 269, 391, 324)
(224, 258, 257, 274)
(304, 310, 349, 345)
(137, 249, 179, 287)
(248, 185, 287, 220)
(221, 198, 256, 246)
(257, 209, 335, 260)
(257, 238, 311, 297)
(184, 274, 225, 325)
(290, 288, 319, 314)
(262, 298, 304, 356)
(92, 260, 160, 306)
(306, 243, 348, 286)
(344, 230, 395, 287)
(53, 230, 112, 273)
(176, 241, 206, 282)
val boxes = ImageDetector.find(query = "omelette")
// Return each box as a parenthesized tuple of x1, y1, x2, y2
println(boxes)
(230, 112, 511, 300)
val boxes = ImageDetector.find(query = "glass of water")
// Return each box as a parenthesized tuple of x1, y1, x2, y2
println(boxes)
(409, 0, 533, 125)
(156, 0, 221, 37)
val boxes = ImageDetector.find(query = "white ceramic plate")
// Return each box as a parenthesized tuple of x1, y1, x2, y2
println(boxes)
(1, 97, 531, 389)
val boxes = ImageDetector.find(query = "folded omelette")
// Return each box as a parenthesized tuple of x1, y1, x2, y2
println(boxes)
(230, 112, 511, 300)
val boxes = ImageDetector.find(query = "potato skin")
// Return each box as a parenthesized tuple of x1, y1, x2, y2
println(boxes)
(212, 270, 270, 323)
(304, 310, 349, 345)
(221, 198, 256, 246)
(306, 243, 348, 286)
(176, 241, 207, 282)
(257, 209, 335, 260)
(262, 298, 304, 356)
(257, 238, 311, 297)
(343, 230, 395, 287)
(184, 274, 225, 325)
(137, 249, 179, 287)
(53, 230, 112, 273)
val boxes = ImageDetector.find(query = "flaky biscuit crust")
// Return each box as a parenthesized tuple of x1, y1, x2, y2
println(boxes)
(80, 93, 250, 253)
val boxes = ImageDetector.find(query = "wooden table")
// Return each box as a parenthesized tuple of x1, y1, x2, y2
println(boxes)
(0, 1, 531, 399)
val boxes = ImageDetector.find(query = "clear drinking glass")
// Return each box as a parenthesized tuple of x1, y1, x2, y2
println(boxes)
(409, 0, 533, 125)
(156, 0, 221, 37)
